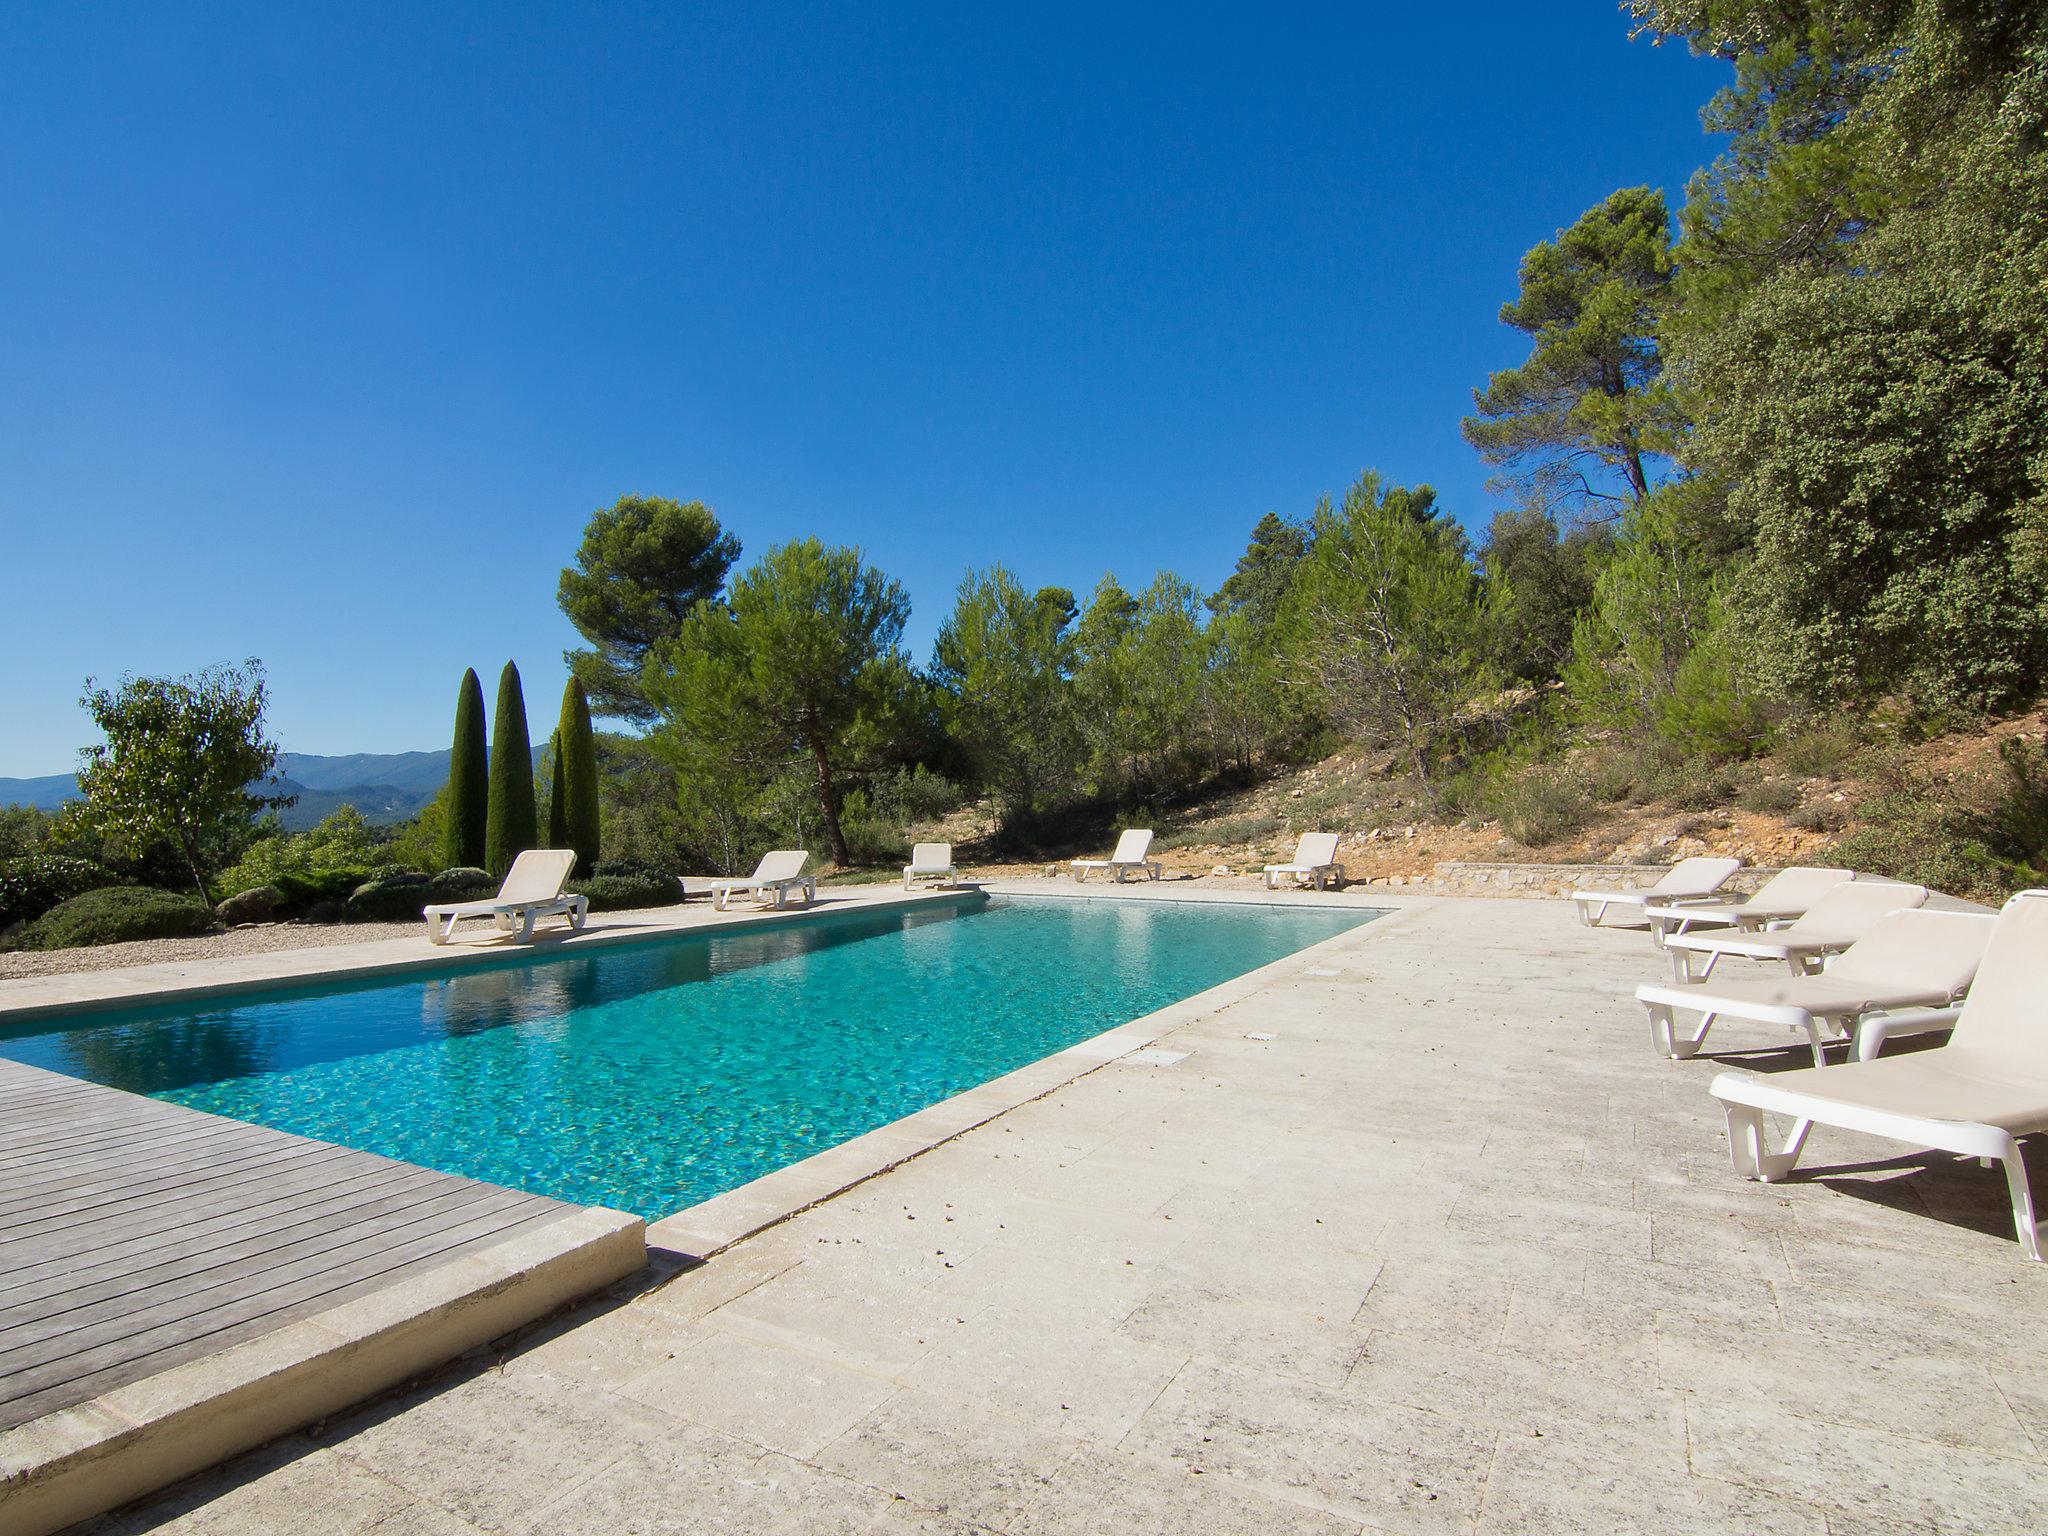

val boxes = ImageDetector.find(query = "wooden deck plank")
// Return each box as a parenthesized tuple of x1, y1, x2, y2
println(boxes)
(0, 1057, 579, 1431)
(0, 1181, 536, 1325)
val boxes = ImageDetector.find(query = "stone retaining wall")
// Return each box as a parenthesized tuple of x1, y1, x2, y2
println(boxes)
(1419, 861, 1779, 898)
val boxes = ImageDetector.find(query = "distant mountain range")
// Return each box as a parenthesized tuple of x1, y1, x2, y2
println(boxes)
(0, 749, 479, 831)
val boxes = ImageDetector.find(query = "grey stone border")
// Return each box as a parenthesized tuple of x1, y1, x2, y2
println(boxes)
(0, 887, 984, 1025)
(646, 884, 1419, 1258)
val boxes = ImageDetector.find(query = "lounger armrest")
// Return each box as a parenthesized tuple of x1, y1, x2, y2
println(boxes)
(1632, 982, 1826, 1032)
(422, 898, 503, 919)
(1851, 1007, 1964, 1061)
(1664, 932, 1798, 961)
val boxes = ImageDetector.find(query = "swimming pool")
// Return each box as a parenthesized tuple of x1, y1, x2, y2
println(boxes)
(0, 896, 1375, 1219)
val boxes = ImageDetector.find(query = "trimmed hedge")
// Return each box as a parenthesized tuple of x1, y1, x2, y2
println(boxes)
(269, 867, 373, 917)
(14, 886, 219, 950)
(427, 866, 494, 902)
(345, 872, 432, 923)
(572, 862, 682, 911)
(0, 855, 129, 929)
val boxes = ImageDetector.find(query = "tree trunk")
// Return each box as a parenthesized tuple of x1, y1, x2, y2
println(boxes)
(178, 833, 214, 909)
(810, 738, 849, 867)
(1624, 445, 1649, 503)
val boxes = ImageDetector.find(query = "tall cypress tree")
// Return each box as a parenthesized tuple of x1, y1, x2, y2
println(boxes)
(558, 677, 602, 875)
(545, 728, 569, 850)
(442, 668, 489, 870)
(484, 661, 538, 877)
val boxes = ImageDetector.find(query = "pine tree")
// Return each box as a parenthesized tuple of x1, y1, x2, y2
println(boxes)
(442, 668, 489, 870)
(558, 678, 602, 875)
(484, 662, 537, 877)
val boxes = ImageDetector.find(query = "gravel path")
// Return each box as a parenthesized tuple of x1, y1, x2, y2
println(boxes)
(0, 920, 430, 980)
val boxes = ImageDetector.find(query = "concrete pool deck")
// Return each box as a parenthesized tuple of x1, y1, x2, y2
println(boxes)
(47, 882, 2048, 1535)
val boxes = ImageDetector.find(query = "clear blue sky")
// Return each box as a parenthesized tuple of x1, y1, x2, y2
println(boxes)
(0, 4, 1726, 776)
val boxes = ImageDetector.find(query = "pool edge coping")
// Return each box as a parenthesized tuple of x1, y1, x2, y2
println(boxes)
(0, 886, 986, 1025)
(644, 886, 1428, 1261)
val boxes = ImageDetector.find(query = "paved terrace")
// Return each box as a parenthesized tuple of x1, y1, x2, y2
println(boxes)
(84, 888, 2048, 1534)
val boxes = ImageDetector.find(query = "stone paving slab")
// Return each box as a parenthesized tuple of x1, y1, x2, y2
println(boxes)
(78, 890, 2048, 1535)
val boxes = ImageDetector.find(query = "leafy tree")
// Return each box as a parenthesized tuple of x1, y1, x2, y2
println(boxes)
(0, 805, 55, 860)
(1277, 473, 1494, 802)
(931, 566, 1081, 838)
(1635, 0, 2048, 712)
(484, 662, 537, 878)
(644, 539, 915, 866)
(442, 667, 488, 870)
(1464, 187, 1678, 511)
(1480, 506, 1609, 683)
(556, 678, 601, 874)
(1210, 512, 1311, 625)
(558, 495, 742, 721)
(75, 661, 292, 906)
(1562, 480, 1739, 738)
(1069, 574, 1211, 799)
(1202, 606, 1296, 775)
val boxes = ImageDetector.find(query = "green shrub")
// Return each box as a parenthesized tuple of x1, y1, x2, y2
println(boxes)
(1737, 778, 1804, 817)
(1773, 717, 1865, 779)
(426, 866, 494, 902)
(14, 886, 219, 950)
(572, 866, 682, 911)
(0, 855, 129, 929)
(269, 867, 371, 916)
(345, 873, 432, 923)
(1200, 812, 1287, 848)
(1788, 801, 1848, 833)
(1657, 760, 1747, 812)
(1582, 751, 1642, 805)
(1494, 767, 1596, 848)
(215, 884, 285, 924)
(1828, 748, 2044, 904)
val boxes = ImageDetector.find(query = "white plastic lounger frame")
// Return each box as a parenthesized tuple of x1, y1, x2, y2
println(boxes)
(1072, 829, 1161, 884)
(903, 842, 957, 890)
(1710, 890, 2048, 1262)
(711, 850, 816, 911)
(1660, 881, 1929, 983)
(1264, 832, 1345, 891)
(1571, 856, 1740, 928)
(422, 849, 587, 945)
(1643, 866, 1856, 945)
(1636, 908, 1993, 1066)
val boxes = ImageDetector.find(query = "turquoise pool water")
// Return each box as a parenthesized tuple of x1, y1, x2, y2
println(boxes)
(0, 896, 1374, 1219)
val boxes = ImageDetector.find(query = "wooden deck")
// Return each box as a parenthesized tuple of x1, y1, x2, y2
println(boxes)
(0, 1057, 580, 1431)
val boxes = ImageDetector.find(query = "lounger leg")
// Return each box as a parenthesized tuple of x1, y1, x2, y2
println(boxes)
(1646, 1002, 1715, 1060)
(571, 898, 588, 932)
(1670, 948, 1717, 984)
(1994, 1141, 2045, 1262)
(1724, 1104, 1812, 1182)
(427, 915, 445, 946)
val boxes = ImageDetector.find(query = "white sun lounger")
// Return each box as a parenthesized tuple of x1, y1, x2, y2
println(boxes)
(1072, 829, 1161, 883)
(903, 842, 957, 889)
(1643, 866, 1857, 944)
(1711, 890, 2048, 1261)
(422, 848, 587, 945)
(1571, 856, 1740, 928)
(711, 849, 815, 911)
(1661, 881, 1929, 982)
(1637, 908, 1995, 1066)
(1264, 832, 1345, 891)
